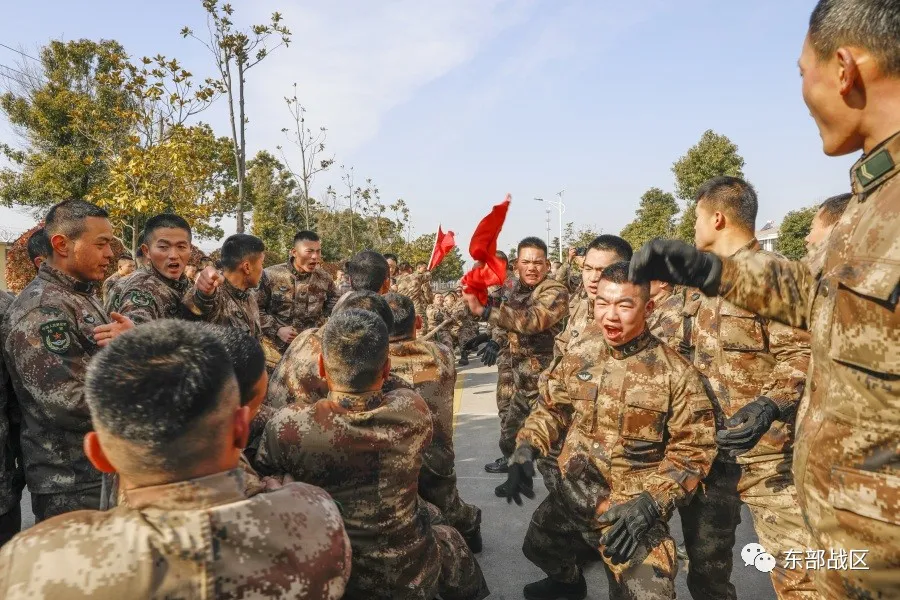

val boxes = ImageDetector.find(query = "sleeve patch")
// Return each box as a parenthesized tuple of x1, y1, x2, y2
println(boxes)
(128, 290, 155, 308)
(40, 320, 72, 354)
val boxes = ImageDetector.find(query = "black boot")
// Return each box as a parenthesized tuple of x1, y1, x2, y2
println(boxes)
(495, 478, 532, 498)
(523, 575, 587, 600)
(458, 350, 469, 366)
(463, 526, 483, 554)
(484, 457, 508, 473)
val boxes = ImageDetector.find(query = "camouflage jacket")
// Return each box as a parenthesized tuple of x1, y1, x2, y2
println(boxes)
(257, 263, 338, 351)
(0, 469, 351, 599)
(183, 277, 262, 340)
(553, 293, 593, 360)
(717, 132, 900, 587)
(0, 292, 16, 515)
(256, 388, 448, 600)
(103, 269, 139, 313)
(0, 264, 110, 495)
(115, 266, 192, 323)
(688, 240, 810, 461)
(486, 276, 569, 359)
(449, 297, 480, 341)
(553, 260, 583, 296)
(519, 326, 716, 523)
(396, 272, 433, 309)
(100, 273, 122, 303)
(648, 286, 692, 358)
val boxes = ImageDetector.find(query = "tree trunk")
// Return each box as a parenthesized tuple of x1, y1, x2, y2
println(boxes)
(237, 60, 247, 233)
(224, 59, 243, 233)
(132, 214, 140, 259)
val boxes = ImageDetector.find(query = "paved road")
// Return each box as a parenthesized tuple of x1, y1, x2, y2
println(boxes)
(452, 361, 777, 600)
(17, 360, 777, 599)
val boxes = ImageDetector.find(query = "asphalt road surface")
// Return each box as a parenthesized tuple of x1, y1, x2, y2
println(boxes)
(17, 360, 777, 599)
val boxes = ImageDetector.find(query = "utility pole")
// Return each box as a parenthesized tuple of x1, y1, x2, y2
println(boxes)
(535, 192, 566, 262)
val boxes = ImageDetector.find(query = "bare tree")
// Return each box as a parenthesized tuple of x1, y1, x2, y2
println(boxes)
(182, 1, 291, 232)
(277, 83, 334, 230)
(341, 164, 355, 250)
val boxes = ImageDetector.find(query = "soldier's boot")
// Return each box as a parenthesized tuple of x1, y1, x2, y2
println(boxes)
(458, 350, 469, 366)
(484, 457, 508, 474)
(523, 575, 587, 600)
(494, 478, 531, 498)
(463, 526, 483, 554)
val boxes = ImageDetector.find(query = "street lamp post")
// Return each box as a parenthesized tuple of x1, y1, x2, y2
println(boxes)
(535, 192, 565, 262)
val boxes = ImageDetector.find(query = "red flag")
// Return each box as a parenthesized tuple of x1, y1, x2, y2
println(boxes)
(428, 226, 456, 271)
(461, 194, 511, 304)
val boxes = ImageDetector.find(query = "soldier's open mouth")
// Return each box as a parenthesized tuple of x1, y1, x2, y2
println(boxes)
(603, 325, 622, 340)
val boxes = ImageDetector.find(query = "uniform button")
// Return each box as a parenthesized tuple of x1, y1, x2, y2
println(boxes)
(811, 381, 817, 392)
(698, 362, 708, 371)
(593, 443, 600, 449)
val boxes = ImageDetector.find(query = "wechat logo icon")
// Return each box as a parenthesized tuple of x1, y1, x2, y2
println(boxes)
(741, 543, 777, 573)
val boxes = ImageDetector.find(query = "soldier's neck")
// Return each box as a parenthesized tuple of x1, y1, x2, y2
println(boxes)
(224, 269, 250, 291)
(860, 84, 900, 154)
(46, 258, 92, 284)
(710, 230, 754, 259)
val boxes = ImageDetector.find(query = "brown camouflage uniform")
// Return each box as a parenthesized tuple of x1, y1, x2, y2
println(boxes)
(114, 267, 192, 323)
(487, 276, 568, 458)
(426, 304, 454, 350)
(553, 259, 583, 296)
(389, 338, 481, 539)
(649, 285, 693, 359)
(183, 277, 263, 340)
(0, 469, 351, 599)
(488, 283, 515, 431)
(680, 239, 816, 600)
(256, 388, 489, 600)
(449, 296, 480, 353)
(716, 132, 900, 599)
(0, 264, 109, 521)
(518, 326, 717, 597)
(266, 327, 327, 409)
(397, 272, 434, 332)
(100, 272, 122, 303)
(0, 291, 23, 545)
(257, 262, 338, 353)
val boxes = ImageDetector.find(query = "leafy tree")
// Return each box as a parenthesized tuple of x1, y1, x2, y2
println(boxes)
(620, 187, 678, 249)
(776, 206, 817, 260)
(562, 222, 600, 252)
(0, 39, 130, 211)
(183, 0, 291, 233)
(248, 150, 298, 261)
(671, 130, 745, 242)
(401, 233, 464, 281)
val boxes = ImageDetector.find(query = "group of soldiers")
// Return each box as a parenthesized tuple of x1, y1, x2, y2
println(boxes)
(0, 1, 895, 599)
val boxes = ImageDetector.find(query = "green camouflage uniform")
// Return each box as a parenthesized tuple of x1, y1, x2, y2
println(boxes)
(257, 263, 338, 352)
(183, 276, 263, 341)
(113, 266, 192, 323)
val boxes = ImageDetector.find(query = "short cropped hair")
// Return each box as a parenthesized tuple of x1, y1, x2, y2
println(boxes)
(44, 200, 109, 240)
(695, 176, 758, 233)
(335, 290, 394, 332)
(385, 292, 416, 339)
(85, 320, 237, 470)
(600, 261, 650, 300)
(587, 235, 633, 262)
(399, 262, 412, 272)
(142, 213, 192, 244)
(809, 0, 900, 76)
(211, 325, 266, 406)
(384, 253, 398, 263)
(518, 236, 548, 257)
(322, 309, 389, 390)
(221, 234, 265, 271)
(118, 254, 134, 264)
(415, 261, 427, 269)
(293, 230, 320, 245)
(27, 229, 52, 264)
(818, 193, 853, 226)
(347, 250, 389, 292)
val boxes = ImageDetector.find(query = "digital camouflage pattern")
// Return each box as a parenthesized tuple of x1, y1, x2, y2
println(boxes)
(487, 276, 569, 458)
(114, 267, 191, 323)
(648, 285, 691, 356)
(257, 263, 338, 352)
(553, 293, 592, 360)
(256, 388, 489, 600)
(100, 272, 122, 303)
(425, 304, 454, 350)
(183, 277, 263, 340)
(102, 268, 140, 313)
(0, 264, 109, 516)
(449, 296, 480, 351)
(553, 259, 583, 297)
(519, 327, 716, 594)
(0, 469, 352, 599)
(396, 272, 434, 331)
(0, 291, 21, 542)
(389, 338, 481, 538)
(717, 131, 900, 599)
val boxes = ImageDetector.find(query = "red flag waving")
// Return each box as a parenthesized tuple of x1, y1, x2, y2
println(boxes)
(428, 226, 456, 271)
(461, 194, 511, 305)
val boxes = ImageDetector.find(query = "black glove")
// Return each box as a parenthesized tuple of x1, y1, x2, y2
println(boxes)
(477, 340, 500, 367)
(504, 444, 536, 506)
(716, 397, 780, 457)
(598, 492, 661, 565)
(629, 239, 723, 297)
(463, 332, 491, 354)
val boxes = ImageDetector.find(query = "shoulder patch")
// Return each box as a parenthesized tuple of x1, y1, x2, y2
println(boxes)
(40, 320, 72, 354)
(576, 371, 592, 381)
(128, 290, 155, 308)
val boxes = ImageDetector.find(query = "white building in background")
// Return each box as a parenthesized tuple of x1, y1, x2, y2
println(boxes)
(756, 220, 779, 252)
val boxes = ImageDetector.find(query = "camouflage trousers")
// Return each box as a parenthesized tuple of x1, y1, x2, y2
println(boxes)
(0, 503, 20, 547)
(31, 484, 102, 523)
(499, 355, 551, 458)
(433, 523, 491, 600)
(524, 491, 677, 599)
(496, 356, 514, 430)
(414, 302, 430, 333)
(679, 456, 817, 600)
(419, 461, 482, 538)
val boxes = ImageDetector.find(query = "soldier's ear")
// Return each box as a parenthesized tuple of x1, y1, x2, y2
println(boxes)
(415, 315, 423, 331)
(318, 353, 326, 378)
(381, 357, 391, 380)
(84, 432, 116, 474)
(49, 233, 70, 258)
(644, 298, 655, 316)
(232, 405, 250, 451)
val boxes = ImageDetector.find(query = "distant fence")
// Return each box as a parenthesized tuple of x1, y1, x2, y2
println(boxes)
(432, 279, 461, 293)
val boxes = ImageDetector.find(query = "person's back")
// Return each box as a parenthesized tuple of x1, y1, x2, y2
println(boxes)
(0, 320, 350, 599)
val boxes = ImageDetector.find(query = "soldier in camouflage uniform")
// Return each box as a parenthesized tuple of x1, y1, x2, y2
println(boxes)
(100, 255, 135, 303)
(396, 261, 434, 332)
(632, 6, 900, 595)
(449, 291, 480, 365)
(257, 230, 338, 354)
(463, 237, 568, 491)
(648, 281, 693, 357)
(0, 200, 114, 522)
(0, 321, 351, 599)
(183, 234, 266, 341)
(553, 246, 585, 296)
(25, 228, 51, 272)
(0, 291, 22, 545)
(425, 293, 455, 350)
(504, 263, 716, 600)
(114, 214, 194, 323)
(385, 293, 483, 552)
(257, 310, 489, 600)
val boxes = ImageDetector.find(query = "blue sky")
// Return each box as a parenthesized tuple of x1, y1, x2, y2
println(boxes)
(0, 0, 857, 257)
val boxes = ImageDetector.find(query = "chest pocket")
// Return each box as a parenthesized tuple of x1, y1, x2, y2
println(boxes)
(569, 381, 598, 432)
(828, 258, 900, 376)
(719, 302, 766, 352)
(620, 395, 668, 464)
